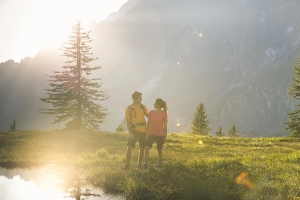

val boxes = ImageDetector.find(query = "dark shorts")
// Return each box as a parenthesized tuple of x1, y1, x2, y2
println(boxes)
(127, 129, 146, 148)
(145, 135, 165, 149)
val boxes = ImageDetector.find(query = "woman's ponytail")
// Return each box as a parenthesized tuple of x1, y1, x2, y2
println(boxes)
(162, 101, 168, 112)
(156, 98, 168, 112)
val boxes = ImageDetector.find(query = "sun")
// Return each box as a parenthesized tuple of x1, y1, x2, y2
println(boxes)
(20, 0, 83, 50)
(0, 0, 127, 62)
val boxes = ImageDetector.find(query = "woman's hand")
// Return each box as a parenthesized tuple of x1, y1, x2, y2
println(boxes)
(129, 132, 135, 140)
(145, 133, 149, 141)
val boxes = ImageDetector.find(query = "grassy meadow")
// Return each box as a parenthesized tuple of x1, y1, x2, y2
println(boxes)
(0, 131, 300, 200)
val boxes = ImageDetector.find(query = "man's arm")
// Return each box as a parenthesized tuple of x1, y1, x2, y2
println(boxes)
(125, 117, 131, 133)
(126, 117, 135, 140)
(125, 106, 134, 140)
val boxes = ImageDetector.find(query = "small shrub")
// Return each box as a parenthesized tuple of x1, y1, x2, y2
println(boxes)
(9, 120, 17, 133)
(116, 118, 127, 132)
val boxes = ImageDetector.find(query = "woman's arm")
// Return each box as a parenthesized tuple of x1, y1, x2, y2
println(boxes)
(163, 122, 168, 143)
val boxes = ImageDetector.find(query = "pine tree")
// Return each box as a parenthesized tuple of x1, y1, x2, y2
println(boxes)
(191, 102, 212, 135)
(40, 21, 108, 130)
(284, 58, 300, 137)
(116, 118, 127, 132)
(228, 124, 239, 137)
(215, 126, 224, 137)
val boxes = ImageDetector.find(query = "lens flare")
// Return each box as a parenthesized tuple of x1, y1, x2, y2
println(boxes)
(177, 123, 181, 126)
(236, 172, 254, 189)
(199, 33, 203, 37)
(177, 62, 180, 65)
(198, 140, 203, 145)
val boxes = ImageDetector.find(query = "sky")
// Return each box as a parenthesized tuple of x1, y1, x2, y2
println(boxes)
(0, 0, 128, 63)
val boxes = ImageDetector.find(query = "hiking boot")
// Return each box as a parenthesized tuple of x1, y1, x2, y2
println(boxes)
(142, 164, 147, 169)
(123, 164, 130, 170)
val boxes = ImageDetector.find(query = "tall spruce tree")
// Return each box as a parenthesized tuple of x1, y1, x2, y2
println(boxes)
(191, 102, 212, 135)
(228, 124, 239, 137)
(40, 21, 108, 130)
(284, 58, 300, 137)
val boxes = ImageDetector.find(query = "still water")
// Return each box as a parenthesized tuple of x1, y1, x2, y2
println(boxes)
(0, 165, 124, 200)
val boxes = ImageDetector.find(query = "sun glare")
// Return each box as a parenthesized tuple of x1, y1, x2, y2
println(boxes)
(0, 0, 127, 62)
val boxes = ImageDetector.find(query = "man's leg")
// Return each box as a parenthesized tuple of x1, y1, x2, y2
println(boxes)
(137, 131, 146, 167)
(126, 146, 133, 167)
(138, 148, 145, 166)
(125, 130, 137, 168)
(144, 146, 150, 166)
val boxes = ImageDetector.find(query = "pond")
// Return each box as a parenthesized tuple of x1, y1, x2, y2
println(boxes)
(0, 164, 124, 200)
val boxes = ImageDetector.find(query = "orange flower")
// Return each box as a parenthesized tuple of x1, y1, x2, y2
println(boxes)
(236, 171, 254, 189)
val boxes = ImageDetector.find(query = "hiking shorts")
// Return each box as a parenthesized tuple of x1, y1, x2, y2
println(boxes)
(145, 135, 165, 149)
(127, 129, 146, 148)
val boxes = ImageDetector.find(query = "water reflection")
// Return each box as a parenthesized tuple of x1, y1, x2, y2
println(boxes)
(0, 165, 124, 200)
(0, 175, 72, 200)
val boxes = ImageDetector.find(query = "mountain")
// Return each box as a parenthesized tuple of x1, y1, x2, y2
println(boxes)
(105, 0, 142, 22)
(89, 0, 300, 136)
(1, 0, 300, 136)
(0, 49, 65, 131)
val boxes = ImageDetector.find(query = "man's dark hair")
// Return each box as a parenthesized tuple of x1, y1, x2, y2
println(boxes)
(132, 91, 142, 100)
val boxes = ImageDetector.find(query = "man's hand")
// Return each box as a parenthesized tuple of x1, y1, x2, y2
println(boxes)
(129, 132, 135, 140)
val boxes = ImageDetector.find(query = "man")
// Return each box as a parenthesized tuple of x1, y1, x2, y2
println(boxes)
(124, 91, 148, 169)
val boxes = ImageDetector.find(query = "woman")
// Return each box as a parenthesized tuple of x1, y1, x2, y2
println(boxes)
(143, 98, 168, 168)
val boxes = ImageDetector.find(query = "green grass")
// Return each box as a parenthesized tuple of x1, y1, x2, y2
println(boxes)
(0, 131, 300, 199)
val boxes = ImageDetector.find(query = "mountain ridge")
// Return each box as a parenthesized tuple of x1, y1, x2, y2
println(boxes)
(1, 0, 300, 136)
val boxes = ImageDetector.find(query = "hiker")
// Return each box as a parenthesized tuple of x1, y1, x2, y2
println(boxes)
(124, 91, 149, 169)
(143, 98, 168, 168)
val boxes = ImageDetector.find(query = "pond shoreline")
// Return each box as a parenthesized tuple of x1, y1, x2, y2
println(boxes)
(1, 131, 300, 199)
(0, 165, 125, 200)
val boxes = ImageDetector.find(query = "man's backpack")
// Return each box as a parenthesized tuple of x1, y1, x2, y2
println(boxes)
(128, 104, 146, 120)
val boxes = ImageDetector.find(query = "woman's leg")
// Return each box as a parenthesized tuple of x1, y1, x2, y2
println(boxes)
(157, 148, 163, 166)
(157, 136, 164, 167)
(144, 135, 155, 167)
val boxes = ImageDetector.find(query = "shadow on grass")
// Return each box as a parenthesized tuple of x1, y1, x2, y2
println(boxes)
(97, 159, 249, 200)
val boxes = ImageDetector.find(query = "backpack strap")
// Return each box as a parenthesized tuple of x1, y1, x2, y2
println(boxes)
(140, 104, 145, 115)
(128, 104, 146, 122)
